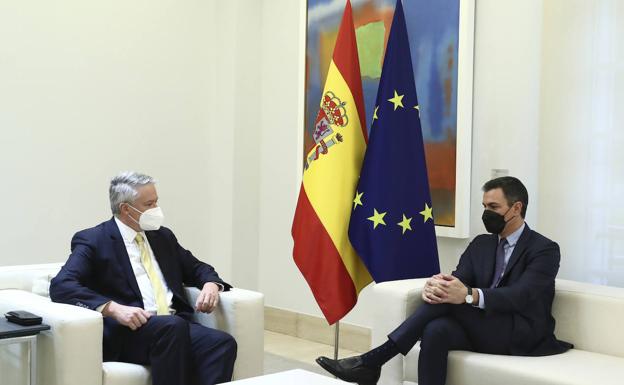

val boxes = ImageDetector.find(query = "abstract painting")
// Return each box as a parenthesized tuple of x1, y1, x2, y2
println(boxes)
(304, 0, 474, 237)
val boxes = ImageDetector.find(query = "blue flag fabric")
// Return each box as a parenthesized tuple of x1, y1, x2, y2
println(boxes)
(348, 0, 440, 282)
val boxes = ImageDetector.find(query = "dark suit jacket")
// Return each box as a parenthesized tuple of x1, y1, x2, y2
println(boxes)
(50, 217, 231, 360)
(452, 224, 572, 356)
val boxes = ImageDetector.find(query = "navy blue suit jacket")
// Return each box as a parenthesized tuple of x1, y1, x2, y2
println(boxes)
(50, 217, 231, 360)
(452, 224, 572, 356)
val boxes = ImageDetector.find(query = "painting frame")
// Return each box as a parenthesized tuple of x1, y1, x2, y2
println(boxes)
(299, 0, 474, 238)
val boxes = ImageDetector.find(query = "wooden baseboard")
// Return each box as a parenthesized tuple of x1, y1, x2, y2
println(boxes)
(264, 306, 371, 352)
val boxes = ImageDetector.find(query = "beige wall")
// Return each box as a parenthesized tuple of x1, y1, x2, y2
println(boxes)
(1, 0, 623, 330)
(0, 0, 266, 286)
(0, 0, 231, 272)
(539, 0, 624, 286)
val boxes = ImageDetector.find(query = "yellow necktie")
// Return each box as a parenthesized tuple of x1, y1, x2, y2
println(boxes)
(135, 234, 169, 315)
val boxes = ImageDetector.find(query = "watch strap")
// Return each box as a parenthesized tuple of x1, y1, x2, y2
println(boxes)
(465, 285, 473, 304)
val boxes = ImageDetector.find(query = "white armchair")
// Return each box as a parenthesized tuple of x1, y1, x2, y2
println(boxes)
(0, 263, 264, 385)
(371, 278, 624, 385)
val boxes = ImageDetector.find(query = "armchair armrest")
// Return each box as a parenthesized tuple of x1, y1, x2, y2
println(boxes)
(371, 279, 426, 385)
(185, 287, 264, 380)
(0, 289, 103, 385)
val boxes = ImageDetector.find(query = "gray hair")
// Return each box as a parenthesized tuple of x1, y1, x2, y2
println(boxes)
(109, 171, 156, 215)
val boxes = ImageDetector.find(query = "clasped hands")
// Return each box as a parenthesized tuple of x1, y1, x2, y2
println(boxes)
(422, 273, 469, 305)
(104, 282, 221, 331)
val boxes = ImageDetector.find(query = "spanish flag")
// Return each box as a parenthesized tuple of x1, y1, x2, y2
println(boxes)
(292, 0, 372, 325)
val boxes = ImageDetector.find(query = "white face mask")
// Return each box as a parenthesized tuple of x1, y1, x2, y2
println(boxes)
(127, 205, 164, 231)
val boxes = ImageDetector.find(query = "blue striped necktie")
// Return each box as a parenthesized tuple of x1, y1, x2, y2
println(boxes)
(490, 238, 508, 288)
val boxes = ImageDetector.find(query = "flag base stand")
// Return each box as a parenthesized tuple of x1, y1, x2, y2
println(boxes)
(332, 321, 340, 379)
(334, 321, 340, 360)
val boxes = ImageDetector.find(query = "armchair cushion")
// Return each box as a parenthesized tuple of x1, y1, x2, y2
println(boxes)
(403, 344, 624, 385)
(102, 362, 151, 385)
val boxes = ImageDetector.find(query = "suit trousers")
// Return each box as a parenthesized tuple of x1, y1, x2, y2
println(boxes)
(388, 303, 513, 385)
(116, 314, 237, 385)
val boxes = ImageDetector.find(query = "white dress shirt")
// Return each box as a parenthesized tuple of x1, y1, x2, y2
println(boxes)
(114, 217, 174, 314)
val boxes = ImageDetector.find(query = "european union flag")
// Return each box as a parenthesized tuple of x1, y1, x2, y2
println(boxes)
(348, 0, 440, 282)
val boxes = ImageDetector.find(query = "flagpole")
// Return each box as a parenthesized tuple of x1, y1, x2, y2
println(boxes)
(333, 321, 340, 360)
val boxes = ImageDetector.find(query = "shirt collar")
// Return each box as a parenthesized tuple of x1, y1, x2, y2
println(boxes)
(114, 216, 145, 244)
(500, 222, 525, 247)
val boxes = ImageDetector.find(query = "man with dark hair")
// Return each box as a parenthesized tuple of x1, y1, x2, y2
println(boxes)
(317, 176, 572, 385)
(482, 175, 529, 218)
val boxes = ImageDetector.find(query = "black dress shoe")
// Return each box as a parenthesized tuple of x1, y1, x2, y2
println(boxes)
(316, 356, 381, 385)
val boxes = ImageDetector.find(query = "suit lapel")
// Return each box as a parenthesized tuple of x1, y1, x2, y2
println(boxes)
(502, 224, 531, 278)
(105, 218, 142, 300)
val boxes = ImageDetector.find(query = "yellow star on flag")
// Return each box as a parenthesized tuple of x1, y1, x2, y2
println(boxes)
(414, 104, 420, 116)
(397, 214, 413, 234)
(419, 203, 433, 222)
(388, 90, 404, 110)
(372, 106, 379, 121)
(353, 191, 364, 210)
(367, 209, 387, 229)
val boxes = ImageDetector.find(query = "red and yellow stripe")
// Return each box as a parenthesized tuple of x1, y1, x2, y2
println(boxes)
(292, 0, 372, 325)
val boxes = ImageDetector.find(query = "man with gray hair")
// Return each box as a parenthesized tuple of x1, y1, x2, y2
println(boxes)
(50, 171, 236, 385)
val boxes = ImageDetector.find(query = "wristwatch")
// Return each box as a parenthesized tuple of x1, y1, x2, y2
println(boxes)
(465, 285, 474, 305)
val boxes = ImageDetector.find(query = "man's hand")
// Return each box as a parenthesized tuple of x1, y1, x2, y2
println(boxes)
(103, 301, 151, 331)
(437, 274, 469, 304)
(422, 273, 449, 304)
(195, 282, 221, 313)
(422, 274, 469, 305)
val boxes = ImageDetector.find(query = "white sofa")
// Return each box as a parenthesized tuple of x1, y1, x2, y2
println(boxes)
(371, 278, 624, 385)
(0, 263, 264, 385)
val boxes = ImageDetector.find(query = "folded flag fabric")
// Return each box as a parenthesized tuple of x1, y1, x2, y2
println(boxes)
(292, 0, 372, 324)
(348, 0, 440, 282)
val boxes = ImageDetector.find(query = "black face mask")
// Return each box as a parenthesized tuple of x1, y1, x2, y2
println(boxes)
(482, 207, 512, 234)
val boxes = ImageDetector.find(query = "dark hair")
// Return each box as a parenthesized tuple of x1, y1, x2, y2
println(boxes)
(482, 176, 528, 218)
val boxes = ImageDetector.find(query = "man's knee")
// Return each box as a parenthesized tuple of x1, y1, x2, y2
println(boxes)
(421, 318, 455, 347)
(193, 327, 237, 358)
(219, 331, 237, 359)
(421, 316, 472, 354)
(156, 315, 190, 340)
